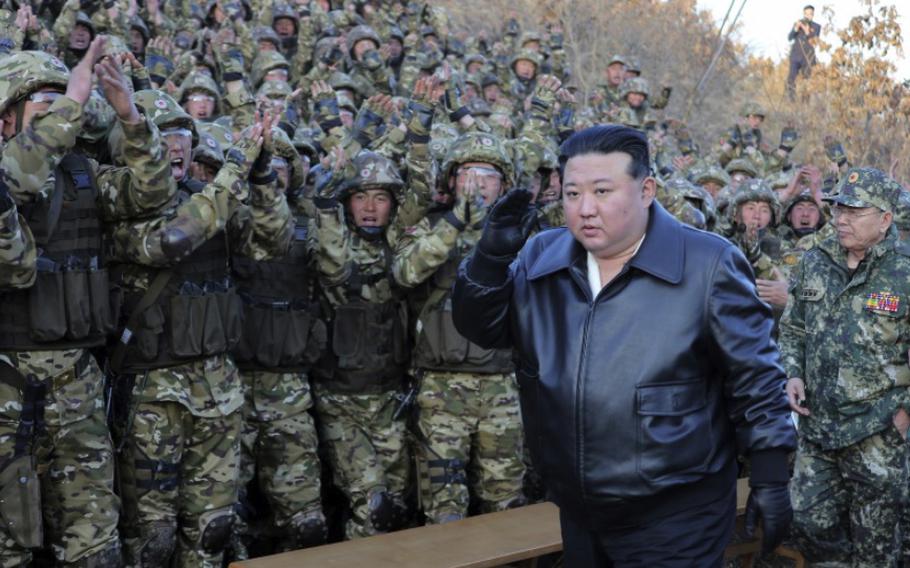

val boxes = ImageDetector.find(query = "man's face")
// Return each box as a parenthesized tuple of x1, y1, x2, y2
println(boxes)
(129, 29, 145, 54)
(1, 89, 62, 140)
(523, 40, 541, 52)
(737, 200, 773, 231)
(514, 59, 536, 81)
(274, 17, 296, 38)
(789, 201, 821, 229)
(746, 114, 764, 130)
(422, 34, 439, 51)
(803, 8, 814, 21)
(451, 161, 504, 206)
(386, 39, 403, 60)
(183, 92, 215, 120)
(353, 39, 378, 61)
(701, 180, 723, 198)
(540, 170, 561, 202)
(463, 84, 478, 102)
(190, 160, 218, 183)
(258, 39, 277, 52)
(729, 172, 749, 191)
(626, 92, 645, 108)
(467, 61, 483, 74)
(349, 188, 393, 228)
(483, 84, 501, 103)
(833, 205, 890, 253)
(606, 62, 624, 87)
(69, 24, 92, 50)
(562, 152, 655, 259)
(163, 127, 194, 181)
(264, 68, 289, 83)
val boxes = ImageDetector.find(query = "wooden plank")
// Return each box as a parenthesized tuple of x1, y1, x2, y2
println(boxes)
(230, 502, 562, 568)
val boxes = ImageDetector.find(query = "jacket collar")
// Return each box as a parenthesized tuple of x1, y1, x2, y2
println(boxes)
(527, 201, 685, 284)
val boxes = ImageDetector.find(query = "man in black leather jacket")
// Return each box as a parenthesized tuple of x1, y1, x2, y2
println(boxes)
(452, 125, 797, 567)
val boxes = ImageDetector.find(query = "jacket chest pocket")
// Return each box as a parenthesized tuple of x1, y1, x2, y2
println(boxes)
(861, 293, 907, 346)
(636, 381, 712, 483)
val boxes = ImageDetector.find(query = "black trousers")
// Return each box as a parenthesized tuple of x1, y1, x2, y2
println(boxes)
(787, 56, 814, 97)
(559, 483, 736, 568)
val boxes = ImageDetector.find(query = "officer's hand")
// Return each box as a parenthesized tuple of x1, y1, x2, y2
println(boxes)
(96, 55, 141, 123)
(786, 378, 809, 416)
(478, 189, 536, 258)
(744, 484, 792, 556)
(66, 35, 106, 106)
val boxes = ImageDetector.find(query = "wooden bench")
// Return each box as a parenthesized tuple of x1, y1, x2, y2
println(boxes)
(724, 478, 806, 568)
(229, 502, 563, 568)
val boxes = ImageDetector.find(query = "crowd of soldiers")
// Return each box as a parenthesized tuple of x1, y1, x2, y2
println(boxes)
(0, 0, 909, 567)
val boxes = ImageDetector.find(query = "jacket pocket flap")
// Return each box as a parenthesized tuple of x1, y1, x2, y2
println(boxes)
(637, 382, 706, 416)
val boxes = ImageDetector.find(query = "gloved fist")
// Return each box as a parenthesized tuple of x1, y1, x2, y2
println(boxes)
(727, 124, 742, 148)
(478, 189, 537, 258)
(741, 127, 759, 149)
(824, 136, 848, 166)
(779, 126, 799, 152)
(744, 484, 793, 556)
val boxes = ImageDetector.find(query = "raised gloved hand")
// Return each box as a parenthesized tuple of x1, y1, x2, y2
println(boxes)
(478, 189, 537, 258)
(779, 126, 799, 153)
(744, 484, 792, 556)
(824, 136, 848, 166)
(727, 124, 742, 148)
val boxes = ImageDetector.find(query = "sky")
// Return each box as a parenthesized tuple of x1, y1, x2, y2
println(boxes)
(696, 0, 909, 80)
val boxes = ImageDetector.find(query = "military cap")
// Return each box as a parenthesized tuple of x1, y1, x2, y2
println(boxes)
(732, 178, 782, 226)
(0, 51, 69, 116)
(824, 167, 904, 212)
(725, 158, 760, 178)
(341, 150, 404, 202)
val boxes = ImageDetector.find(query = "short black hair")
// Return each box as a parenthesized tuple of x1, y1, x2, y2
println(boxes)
(558, 124, 651, 181)
(804, 5, 814, 11)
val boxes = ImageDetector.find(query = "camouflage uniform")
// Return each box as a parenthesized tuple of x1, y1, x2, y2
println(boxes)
(0, 52, 177, 567)
(725, 179, 784, 281)
(392, 132, 526, 524)
(108, 91, 291, 568)
(0, 186, 36, 289)
(309, 151, 415, 540)
(780, 168, 910, 567)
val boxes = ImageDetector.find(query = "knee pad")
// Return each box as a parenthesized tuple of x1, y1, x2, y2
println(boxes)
(368, 491, 409, 532)
(288, 509, 327, 548)
(73, 541, 122, 568)
(197, 508, 235, 556)
(138, 521, 177, 566)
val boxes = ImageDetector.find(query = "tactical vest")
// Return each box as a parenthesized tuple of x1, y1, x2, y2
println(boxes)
(313, 244, 409, 395)
(113, 178, 243, 372)
(0, 153, 118, 351)
(411, 215, 513, 374)
(231, 219, 327, 372)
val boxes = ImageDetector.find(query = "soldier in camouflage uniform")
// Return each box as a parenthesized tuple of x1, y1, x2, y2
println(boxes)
(724, 179, 784, 282)
(107, 90, 292, 567)
(0, 39, 177, 567)
(781, 168, 910, 567)
(392, 131, 527, 524)
(229, 127, 327, 558)
(0, 176, 35, 289)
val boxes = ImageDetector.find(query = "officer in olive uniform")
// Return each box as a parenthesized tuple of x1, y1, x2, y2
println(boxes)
(392, 131, 527, 524)
(0, 41, 176, 567)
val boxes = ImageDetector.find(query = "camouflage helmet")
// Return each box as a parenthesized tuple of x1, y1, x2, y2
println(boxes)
(625, 56, 642, 74)
(519, 31, 543, 49)
(253, 25, 282, 50)
(388, 26, 405, 43)
(783, 190, 825, 228)
(257, 79, 292, 100)
(192, 131, 225, 169)
(731, 178, 782, 226)
(251, 50, 290, 89)
(130, 16, 151, 43)
(176, 71, 221, 105)
(441, 131, 514, 186)
(741, 101, 766, 118)
(271, 3, 299, 28)
(340, 150, 405, 201)
(328, 9, 358, 30)
(510, 49, 542, 74)
(197, 120, 234, 151)
(620, 77, 650, 99)
(725, 157, 760, 178)
(346, 25, 381, 58)
(75, 11, 96, 36)
(292, 126, 318, 159)
(328, 71, 358, 94)
(680, 181, 717, 229)
(615, 107, 643, 130)
(465, 53, 486, 70)
(0, 51, 69, 116)
(607, 54, 628, 67)
(314, 36, 342, 62)
(693, 164, 731, 188)
(466, 97, 492, 117)
(464, 73, 483, 93)
(133, 89, 199, 144)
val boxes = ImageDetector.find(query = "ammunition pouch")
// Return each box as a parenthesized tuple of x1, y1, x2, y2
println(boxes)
(233, 298, 327, 371)
(0, 454, 43, 549)
(414, 298, 513, 373)
(367, 491, 409, 532)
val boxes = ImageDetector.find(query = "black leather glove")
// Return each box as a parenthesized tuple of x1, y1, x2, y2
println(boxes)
(727, 124, 742, 148)
(744, 484, 793, 556)
(467, 190, 537, 286)
(779, 126, 799, 153)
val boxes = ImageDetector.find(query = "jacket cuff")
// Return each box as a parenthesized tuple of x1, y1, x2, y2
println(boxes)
(466, 249, 513, 287)
(749, 449, 791, 486)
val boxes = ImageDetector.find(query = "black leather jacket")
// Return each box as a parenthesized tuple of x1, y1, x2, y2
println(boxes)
(453, 203, 796, 525)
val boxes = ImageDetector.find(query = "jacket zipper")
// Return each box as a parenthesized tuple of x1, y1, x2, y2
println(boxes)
(575, 300, 596, 504)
